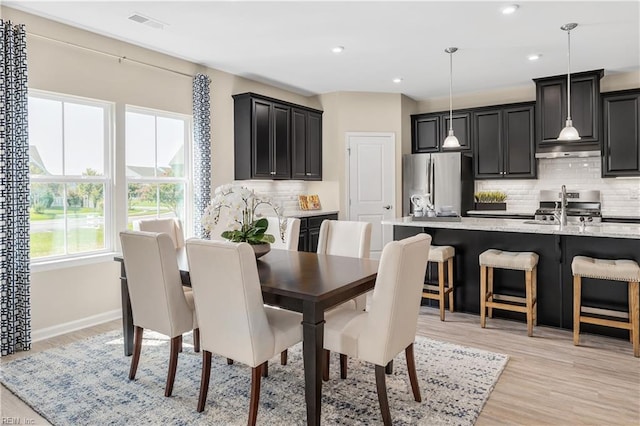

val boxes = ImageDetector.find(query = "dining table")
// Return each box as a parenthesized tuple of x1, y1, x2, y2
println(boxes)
(114, 247, 379, 426)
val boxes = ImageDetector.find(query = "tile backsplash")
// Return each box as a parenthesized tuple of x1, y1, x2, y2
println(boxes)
(475, 157, 640, 217)
(232, 180, 308, 215)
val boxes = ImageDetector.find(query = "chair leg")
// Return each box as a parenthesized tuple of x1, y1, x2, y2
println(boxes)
(480, 266, 487, 328)
(262, 361, 269, 378)
(532, 268, 538, 326)
(525, 270, 534, 337)
(340, 354, 348, 379)
(281, 350, 288, 365)
(375, 364, 392, 426)
(487, 267, 494, 318)
(630, 281, 639, 357)
(629, 283, 634, 344)
(193, 328, 200, 353)
(227, 358, 234, 365)
(447, 258, 455, 312)
(438, 261, 446, 321)
(129, 326, 143, 380)
(385, 360, 393, 375)
(248, 363, 264, 426)
(405, 343, 422, 402)
(323, 349, 330, 381)
(197, 350, 212, 412)
(573, 275, 582, 346)
(165, 336, 180, 397)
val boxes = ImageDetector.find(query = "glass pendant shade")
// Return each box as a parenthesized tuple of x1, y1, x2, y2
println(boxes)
(442, 129, 460, 148)
(443, 47, 460, 148)
(558, 23, 581, 141)
(558, 119, 581, 141)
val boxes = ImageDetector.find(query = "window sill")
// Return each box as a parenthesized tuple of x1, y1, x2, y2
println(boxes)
(31, 252, 120, 273)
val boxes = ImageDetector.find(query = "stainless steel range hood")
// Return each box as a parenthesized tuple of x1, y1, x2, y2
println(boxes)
(535, 150, 601, 159)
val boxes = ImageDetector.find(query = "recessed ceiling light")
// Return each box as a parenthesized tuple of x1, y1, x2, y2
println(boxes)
(332, 46, 345, 54)
(501, 4, 519, 15)
(393, 77, 403, 84)
(528, 54, 542, 61)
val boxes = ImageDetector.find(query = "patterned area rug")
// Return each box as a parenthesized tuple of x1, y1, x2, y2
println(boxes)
(1, 331, 507, 425)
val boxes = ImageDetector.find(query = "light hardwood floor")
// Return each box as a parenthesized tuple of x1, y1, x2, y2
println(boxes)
(2, 309, 639, 425)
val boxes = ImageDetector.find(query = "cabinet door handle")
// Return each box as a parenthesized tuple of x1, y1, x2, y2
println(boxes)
(306, 172, 311, 176)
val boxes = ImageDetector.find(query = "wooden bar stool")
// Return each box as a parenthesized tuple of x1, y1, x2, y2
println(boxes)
(572, 256, 640, 357)
(422, 245, 455, 321)
(479, 249, 539, 337)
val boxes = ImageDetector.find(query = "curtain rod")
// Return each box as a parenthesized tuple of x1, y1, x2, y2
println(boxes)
(28, 31, 196, 78)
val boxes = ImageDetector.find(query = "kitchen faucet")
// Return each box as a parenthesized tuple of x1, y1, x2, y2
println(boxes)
(554, 185, 568, 227)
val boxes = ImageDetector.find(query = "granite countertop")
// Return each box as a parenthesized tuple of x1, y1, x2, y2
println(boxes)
(466, 210, 534, 216)
(287, 210, 339, 218)
(382, 217, 640, 239)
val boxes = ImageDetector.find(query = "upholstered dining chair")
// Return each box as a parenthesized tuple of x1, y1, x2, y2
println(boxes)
(119, 230, 199, 397)
(322, 233, 431, 426)
(137, 217, 185, 249)
(317, 220, 372, 310)
(185, 238, 303, 424)
(266, 216, 301, 250)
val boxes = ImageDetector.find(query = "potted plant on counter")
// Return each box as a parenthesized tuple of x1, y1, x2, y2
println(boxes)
(474, 191, 507, 211)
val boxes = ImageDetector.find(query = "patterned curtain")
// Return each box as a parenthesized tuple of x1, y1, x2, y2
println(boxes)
(192, 73, 211, 238)
(0, 20, 31, 356)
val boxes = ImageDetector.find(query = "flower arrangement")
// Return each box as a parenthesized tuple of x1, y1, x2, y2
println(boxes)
(202, 184, 286, 245)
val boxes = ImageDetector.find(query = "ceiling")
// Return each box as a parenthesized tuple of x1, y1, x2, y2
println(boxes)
(5, 1, 639, 100)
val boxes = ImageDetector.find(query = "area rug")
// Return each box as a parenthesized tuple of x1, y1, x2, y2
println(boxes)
(1, 331, 508, 425)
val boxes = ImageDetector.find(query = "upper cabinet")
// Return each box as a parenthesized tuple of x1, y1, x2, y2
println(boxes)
(602, 89, 640, 177)
(233, 93, 323, 180)
(533, 69, 603, 153)
(291, 108, 322, 180)
(473, 102, 536, 179)
(411, 110, 472, 153)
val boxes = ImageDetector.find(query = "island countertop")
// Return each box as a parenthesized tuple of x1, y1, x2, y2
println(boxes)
(382, 217, 640, 239)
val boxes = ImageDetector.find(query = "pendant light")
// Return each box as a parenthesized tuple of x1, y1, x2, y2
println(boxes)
(557, 23, 581, 141)
(442, 47, 460, 148)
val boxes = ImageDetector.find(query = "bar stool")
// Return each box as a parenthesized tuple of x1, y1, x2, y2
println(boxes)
(571, 256, 640, 358)
(422, 245, 455, 321)
(479, 249, 539, 337)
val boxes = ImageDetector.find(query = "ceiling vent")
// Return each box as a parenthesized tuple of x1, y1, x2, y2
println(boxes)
(127, 13, 165, 30)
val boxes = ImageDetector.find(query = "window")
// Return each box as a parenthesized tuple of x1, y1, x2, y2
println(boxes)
(28, 92, 112, 260)
(125, 107, 191, 229)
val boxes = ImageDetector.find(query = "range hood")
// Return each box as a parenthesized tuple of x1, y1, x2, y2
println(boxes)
(535, 150, 601, 159)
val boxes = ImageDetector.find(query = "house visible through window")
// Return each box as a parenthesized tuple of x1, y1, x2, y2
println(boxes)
(125, 107, 191, 230)
(28, 92, 112, 260)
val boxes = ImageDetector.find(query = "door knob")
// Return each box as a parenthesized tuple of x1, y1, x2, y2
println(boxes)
(383, 205, 392, 210)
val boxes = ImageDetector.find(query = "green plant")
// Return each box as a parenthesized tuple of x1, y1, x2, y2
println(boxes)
(474, 191, 507, 203)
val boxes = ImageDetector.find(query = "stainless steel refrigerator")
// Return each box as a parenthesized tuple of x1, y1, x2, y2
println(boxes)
(402, 152, 474, 216)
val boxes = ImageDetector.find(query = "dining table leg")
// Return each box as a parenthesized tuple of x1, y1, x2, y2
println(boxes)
(119, 262, 134, 356)
(302, 300, 324, 426)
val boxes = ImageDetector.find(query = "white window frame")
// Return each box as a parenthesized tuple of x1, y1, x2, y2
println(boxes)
(125, 105, 193, 233)
(29, 90, 114, 268)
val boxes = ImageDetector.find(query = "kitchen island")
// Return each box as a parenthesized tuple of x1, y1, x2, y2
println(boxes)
(382, 217, 640, 338)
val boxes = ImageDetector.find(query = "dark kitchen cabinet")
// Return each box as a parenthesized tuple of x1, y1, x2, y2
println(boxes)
(234, 92, 323, 180)
(473, 102, 536, 179)
(296, 213, 337, 252)
(533, 69, 603, 153)
(602, 89, 640, 177)
(411, 111, 472, 153)
(292, 108, 322, 180)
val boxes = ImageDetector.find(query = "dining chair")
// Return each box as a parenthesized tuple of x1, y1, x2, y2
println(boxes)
(119, 230, 200, 397)
(266, 216, 301, 250)
(322, 233, 431, 426)
(185, 238, 303, 424)
(317, 219, 372, 310)
(137, 217, 185, 249)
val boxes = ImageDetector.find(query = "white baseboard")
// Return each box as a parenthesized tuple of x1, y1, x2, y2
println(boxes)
(32, 309, 122, 342)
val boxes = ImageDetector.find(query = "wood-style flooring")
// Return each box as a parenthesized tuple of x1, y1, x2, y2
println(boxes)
(2, 308, 639, 425)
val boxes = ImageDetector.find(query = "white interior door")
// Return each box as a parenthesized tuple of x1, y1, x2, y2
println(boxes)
(346, 132, 395, 259)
